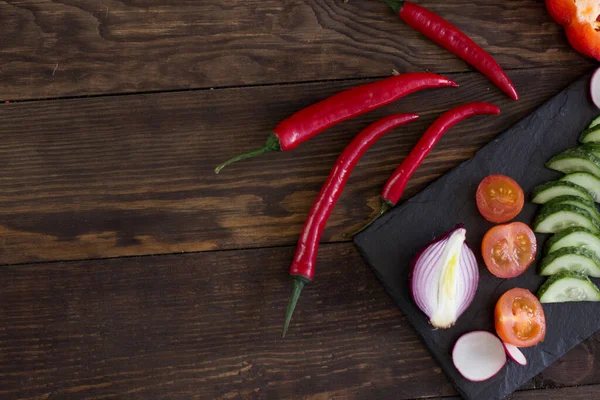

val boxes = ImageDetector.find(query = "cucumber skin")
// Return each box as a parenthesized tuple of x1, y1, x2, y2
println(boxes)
(582, 144, 600, 158)
(542, 195, 600, 221)
(546, 147, 600, 176)
(538, 246, 600, 277)
(545, 227, 600, 254)
(560, 172, 600, 202)
(537, 271, 600, 302)
(533, 204, 600, 233)
(580, 126, 600, 144)
(531, 181, 594, 204)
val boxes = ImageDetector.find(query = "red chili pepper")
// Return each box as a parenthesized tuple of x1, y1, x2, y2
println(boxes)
(382, 1, 519, 101)
(546, 0, 600, 61)
(282, 113, 419, 337)
(351, 102, 500, 235)
(215, 73, 457, 173)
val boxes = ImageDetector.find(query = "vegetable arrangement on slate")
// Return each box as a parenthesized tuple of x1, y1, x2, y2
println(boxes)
(215, 1, 600, 398)
(354, 74, 600, 400)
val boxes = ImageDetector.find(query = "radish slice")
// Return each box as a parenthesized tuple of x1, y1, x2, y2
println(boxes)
(452, 331, 507, 382)
(591, 68, 600, 109)
(502, 341, 527, 366)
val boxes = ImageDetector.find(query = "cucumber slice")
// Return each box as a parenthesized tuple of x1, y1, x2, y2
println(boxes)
(542, 195, 600, 222)
(537, 271, 600, 303)
(546, 227, 600, 260)
(539, 247, 600, 277)
(589, 115, 600, 129)
(546, 148, 600, 177)
(533, 204, 600, 233)
(580, 116, 600, 143)
(582, 144, 600, 158)
(580, 126, 600, 144)
(531, 181, 594, 204)
(560, 172, 600, 202)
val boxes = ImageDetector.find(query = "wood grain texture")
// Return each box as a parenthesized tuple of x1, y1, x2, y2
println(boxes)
(1, 244, 600, 400)
(0, 66, 593, 265)
(0, 0, 592, 100)
(438, 384, 600, 400)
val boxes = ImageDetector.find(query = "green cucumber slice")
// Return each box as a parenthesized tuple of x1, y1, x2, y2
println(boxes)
(588, 115, 600, 129)
(582, 144, 600, 158)
(542, 195, 600, 222)
(533, 204, 600, 233)
(546, 148, 600, 177)
(580, 126, 600, 144)
(546, 227, 600, 260)
(560, 172, 600, 202)
(539, 247, 600, 277)
(531, 181, 594, 204)
(537, 271, 600, 303)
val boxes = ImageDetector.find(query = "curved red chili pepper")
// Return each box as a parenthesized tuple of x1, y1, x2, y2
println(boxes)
(215, 73, 457, 173)
(382, 0, 519, 101)
(351, 102, 500, 236)
(282, 113, 420, 337)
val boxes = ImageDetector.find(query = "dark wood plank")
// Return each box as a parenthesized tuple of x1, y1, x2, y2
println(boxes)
(1, 243, 600, 399)
(435, 384, 600, 400)
(511, 385, 600, 400)
(0, 0, 592, 100)
(0, 66, 593, 265)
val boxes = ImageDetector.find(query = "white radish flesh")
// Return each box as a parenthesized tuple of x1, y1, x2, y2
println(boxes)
(452, 331, 507, 382)
(591, 68, 600, 110)
(503, 342, 527, 366)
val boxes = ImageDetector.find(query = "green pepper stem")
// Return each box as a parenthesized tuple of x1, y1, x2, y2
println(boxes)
(345, 199, 394, 237)
(214, 133, 281, 174)
(282, 276, 309, 338)
(380, 0, 405, 14)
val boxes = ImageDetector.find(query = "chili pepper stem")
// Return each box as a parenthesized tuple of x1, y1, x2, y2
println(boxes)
(215, 133, 281, 174)
(282, 275, 310, 337)
(381, 0, 404, 14)
(346, 198, 394, 237)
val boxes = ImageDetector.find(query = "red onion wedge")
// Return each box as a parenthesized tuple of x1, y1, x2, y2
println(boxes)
(502, 341, 527, 366)
(452, 331, 507, 382)
(592, 67, 600, 110)
(410, 225, 479, 328)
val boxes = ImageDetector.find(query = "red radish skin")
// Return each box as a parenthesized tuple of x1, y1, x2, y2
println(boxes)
(452, 331, 507, 382)
(591, 68, 600, 110)
(503, 342, 527, 366)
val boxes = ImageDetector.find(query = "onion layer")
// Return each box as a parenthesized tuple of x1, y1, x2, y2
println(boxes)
(410, 225, 479, 328)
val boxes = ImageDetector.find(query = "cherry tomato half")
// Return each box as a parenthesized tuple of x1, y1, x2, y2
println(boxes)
(482, 222, 537, 278)
(476, 175, 524, 223)
(495, 288, 546, 347)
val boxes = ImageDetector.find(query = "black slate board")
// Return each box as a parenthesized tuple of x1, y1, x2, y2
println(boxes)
(354, 73, 600, 400)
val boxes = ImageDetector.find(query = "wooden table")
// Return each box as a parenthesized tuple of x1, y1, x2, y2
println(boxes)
(0, 1, 598, 399)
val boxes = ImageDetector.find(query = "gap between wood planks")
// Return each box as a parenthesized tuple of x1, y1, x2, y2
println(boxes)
(0, 64, 586, 105)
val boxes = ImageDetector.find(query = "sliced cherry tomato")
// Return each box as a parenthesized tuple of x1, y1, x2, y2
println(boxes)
(482, 222, 537, 278)
(476, 175, 524, 223)
(495, 288, 546, 347)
